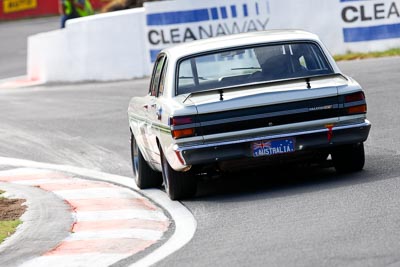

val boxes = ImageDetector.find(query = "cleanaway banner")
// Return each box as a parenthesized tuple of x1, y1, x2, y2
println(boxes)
(339, 0, 400, 42)
(144, 0, 272, 62)
(144, 0, 400, 62)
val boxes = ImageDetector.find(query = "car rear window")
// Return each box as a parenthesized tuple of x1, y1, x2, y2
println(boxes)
(176, 42, 334, 95)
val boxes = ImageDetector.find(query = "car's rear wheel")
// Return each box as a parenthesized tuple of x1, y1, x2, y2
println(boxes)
(130, 133, 162, 189)
(331, 143, 365, 173)
(160, 149, 197, 200)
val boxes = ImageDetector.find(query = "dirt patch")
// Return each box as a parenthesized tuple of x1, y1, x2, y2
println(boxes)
(0, 198, 26, 220)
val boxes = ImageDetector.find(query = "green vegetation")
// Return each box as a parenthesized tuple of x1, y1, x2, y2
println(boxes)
(0, 220, 22, 243)
(0, 190, 24, 244)
(334, 48, 400, 61)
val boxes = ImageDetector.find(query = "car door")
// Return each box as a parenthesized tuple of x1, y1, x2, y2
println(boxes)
(145, 54, 167, 164)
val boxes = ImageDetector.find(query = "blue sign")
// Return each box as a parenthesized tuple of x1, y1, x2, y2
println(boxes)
(145, 0, 271, 62)
(341, 0, 400, 42)
(344, 22, 400, 42)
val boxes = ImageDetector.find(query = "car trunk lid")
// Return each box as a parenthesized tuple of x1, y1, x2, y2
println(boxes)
(181, 74, 347, 141)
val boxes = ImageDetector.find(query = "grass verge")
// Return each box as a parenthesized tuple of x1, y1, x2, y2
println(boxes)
(334, 48, 400, 61)
(0, 190, 25, 244)
(0, 220, 22, 243)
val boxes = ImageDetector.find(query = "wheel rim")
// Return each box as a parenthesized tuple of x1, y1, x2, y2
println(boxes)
(131, 135, 139, 180)
(161, 153, 170, 193)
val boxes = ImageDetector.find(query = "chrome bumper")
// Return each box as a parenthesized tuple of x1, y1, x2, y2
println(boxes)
(173, 120, 371, 169)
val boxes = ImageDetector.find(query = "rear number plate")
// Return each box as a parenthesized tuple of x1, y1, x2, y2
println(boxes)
(252, 138, 295, 157)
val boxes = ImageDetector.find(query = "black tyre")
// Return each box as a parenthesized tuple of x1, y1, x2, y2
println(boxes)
(160, 149, 197, 200)
(332, 143, 365, 173)
(130, 133, 162, 189)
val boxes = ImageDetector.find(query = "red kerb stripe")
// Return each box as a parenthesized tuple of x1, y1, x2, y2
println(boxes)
(45, 238, 155, 255)
(38, 181, 115, 191)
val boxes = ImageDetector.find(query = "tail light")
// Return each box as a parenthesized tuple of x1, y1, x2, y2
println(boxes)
(345, 91, 364, 102)
(171, 117, 194, 125)
(345, 91, 367, 115)
(170, 116, 196, 139)
(348, 105, 367, 114)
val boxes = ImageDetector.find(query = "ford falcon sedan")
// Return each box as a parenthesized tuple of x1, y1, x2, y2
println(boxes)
(128, 30, 371, 200)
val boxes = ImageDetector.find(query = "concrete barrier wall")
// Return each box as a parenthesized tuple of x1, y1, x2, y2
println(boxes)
(27, 0, 400, 83)
(28, 8, 148, 82)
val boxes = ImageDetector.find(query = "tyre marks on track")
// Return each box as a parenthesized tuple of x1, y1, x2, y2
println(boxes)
(0, 167, 170, 267)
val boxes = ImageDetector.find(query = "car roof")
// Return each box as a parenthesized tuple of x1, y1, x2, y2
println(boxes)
(162, 30, 321, 60)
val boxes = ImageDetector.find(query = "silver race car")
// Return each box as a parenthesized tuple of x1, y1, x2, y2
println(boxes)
(128, 30, 371, 200)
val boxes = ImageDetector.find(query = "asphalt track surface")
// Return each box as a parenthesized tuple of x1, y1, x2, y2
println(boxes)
(0, 17, 59, 80)
(1, 17, 400, 266)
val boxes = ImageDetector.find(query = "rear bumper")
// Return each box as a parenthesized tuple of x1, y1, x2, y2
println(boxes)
(175, 120, 371, 168)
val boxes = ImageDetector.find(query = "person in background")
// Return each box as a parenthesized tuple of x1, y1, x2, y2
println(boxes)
(60, 0, 94, 28)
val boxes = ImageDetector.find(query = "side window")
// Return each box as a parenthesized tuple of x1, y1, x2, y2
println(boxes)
(178, 60, 195, 89)
(149, 55, 166, 96)
(158, 60, 168, 97)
